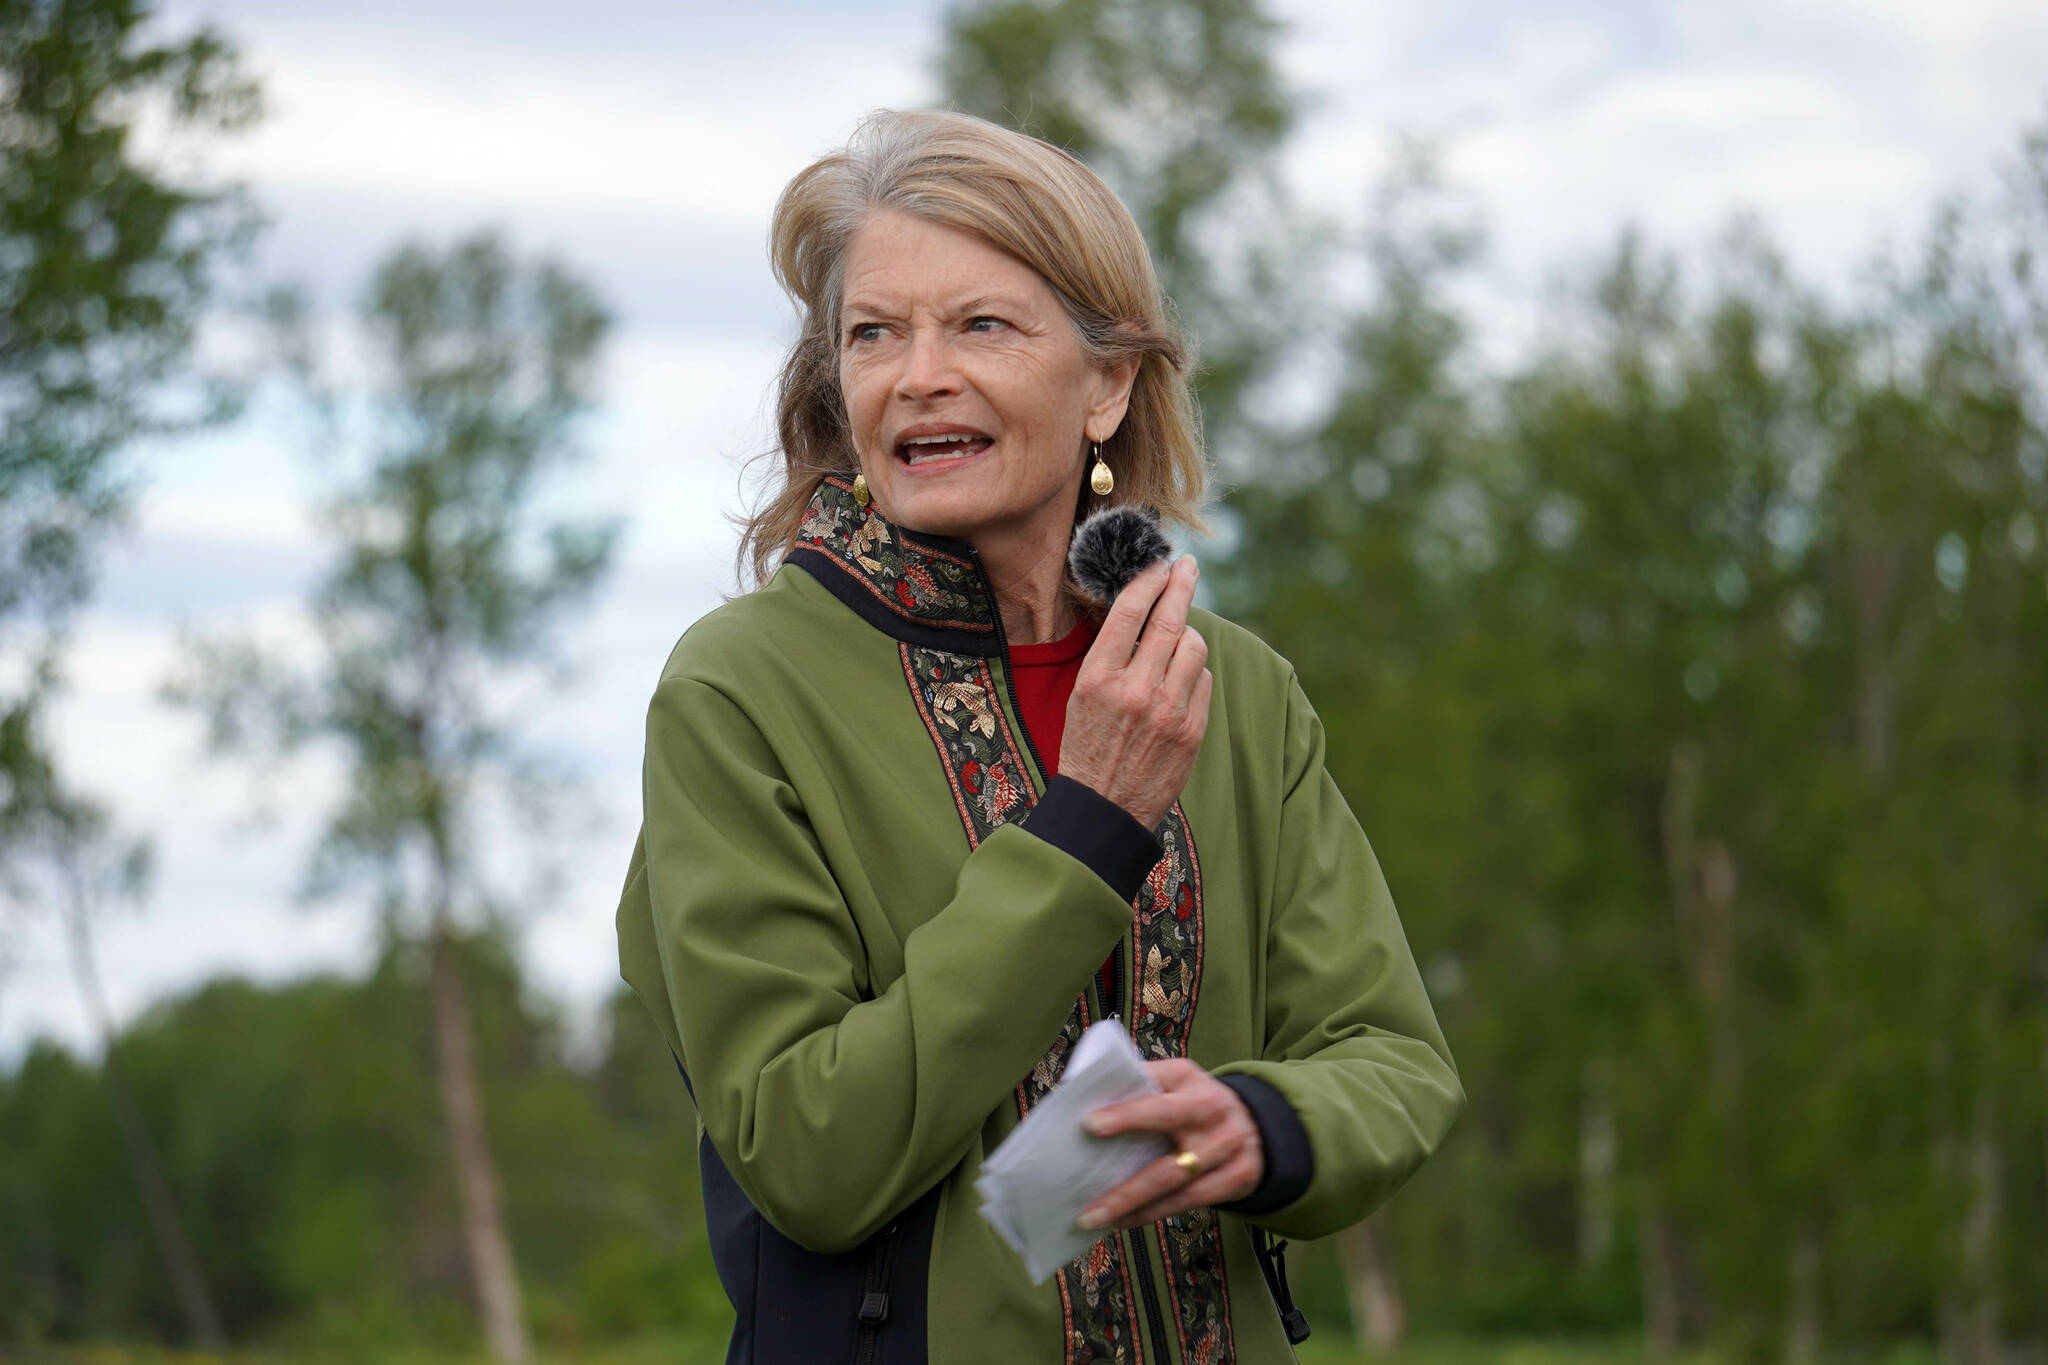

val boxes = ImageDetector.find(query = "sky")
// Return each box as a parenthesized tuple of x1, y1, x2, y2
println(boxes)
(6, 0, 2046, 1063)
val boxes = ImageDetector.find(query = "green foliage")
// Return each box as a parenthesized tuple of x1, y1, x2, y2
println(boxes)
(1213, 118, 2048, 1359)
(0, 0, 260, 851)
(0, 938, 719, 1352)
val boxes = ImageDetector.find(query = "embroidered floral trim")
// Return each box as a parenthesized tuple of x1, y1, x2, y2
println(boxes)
(899, 637, 1232, 1365)
(794, 476, 994, 634)
(1137, 813, 1235, 1365)
(1025, 972, 1148, 1365)
(900, 645, 1033, 845)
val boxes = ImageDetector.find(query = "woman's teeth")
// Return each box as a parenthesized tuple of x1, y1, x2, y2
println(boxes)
(899, 435, 993, 465)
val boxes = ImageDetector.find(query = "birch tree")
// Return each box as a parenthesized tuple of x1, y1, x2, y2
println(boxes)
(166, 230, 615, 1364)
(1, 0, 259, 1346)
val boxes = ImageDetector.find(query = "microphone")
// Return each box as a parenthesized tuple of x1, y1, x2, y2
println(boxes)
(1067, 505, 1173, 606)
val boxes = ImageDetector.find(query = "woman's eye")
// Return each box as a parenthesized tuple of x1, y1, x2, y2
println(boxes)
(848, 322, 886, 344)
(967, 315, 1007, 333)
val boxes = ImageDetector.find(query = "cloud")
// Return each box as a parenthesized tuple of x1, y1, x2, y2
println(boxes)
(1273, 0, 2047, 313)
(223, 46, 798, 231)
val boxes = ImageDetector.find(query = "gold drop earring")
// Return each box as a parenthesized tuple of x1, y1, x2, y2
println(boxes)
(1089, 442, 1114, 496)
(852, 470, 871, 506)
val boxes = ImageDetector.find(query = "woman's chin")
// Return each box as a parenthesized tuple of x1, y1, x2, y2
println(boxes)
(882, 474, 1004, 541)
(889, 498, 989, 542)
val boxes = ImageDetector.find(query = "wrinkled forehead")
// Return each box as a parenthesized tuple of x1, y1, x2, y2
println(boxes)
(837, 210, 1060, 319)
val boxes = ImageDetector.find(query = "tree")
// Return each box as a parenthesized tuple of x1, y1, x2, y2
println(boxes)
(9, 794, 227, 1347)
(1814, 157, 2048, 1364)
(938, 0, 1318, 470)
(0, 0, 260, 852)
(1, 0, 260, 1347)
(166, 230, 617, 1364)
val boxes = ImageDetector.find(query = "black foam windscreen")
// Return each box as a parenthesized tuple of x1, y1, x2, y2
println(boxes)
(1068, 504, 1173, 605)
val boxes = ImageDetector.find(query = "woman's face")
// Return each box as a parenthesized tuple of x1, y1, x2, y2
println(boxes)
(837, 209, 1136, 555)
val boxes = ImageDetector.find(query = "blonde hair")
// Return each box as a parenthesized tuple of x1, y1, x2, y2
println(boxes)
(731, 107, 1211, 599)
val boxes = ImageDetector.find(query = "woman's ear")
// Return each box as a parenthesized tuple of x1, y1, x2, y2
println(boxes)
(1085, 354, 1142, 443)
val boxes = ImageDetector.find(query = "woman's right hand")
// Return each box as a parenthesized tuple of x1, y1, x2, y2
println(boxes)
(1058, 554, 1212, 831)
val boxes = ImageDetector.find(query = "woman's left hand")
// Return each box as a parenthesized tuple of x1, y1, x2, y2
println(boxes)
(1077, 1059, 1264, 1231)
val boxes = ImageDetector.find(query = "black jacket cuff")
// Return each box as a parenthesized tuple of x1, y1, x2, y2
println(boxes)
(1018, 774, 1164, 903)
(1215, 1074, 1315, 1216)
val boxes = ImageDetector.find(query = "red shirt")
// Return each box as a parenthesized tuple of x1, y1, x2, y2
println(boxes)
(1007, 609, 1098, 778)
(1008, 610, 1120, 1001)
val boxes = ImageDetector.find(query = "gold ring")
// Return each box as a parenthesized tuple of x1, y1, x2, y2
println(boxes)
(1174, 1148, 1202, 1177)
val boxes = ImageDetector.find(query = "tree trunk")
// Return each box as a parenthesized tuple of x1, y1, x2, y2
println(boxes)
(1956, 1090, 2002, 1365)
(1660, 743, 1740, 1101)
(429, 918, 530, 1363)
(1578, 1056, 1615, 1272)
(1783, 1219, 1821, 1365)
(1848, 536, 1901, 782)
(1335, 1216, 1406, 1351)
(64, 892, 225, 1350)
(1640, 1207, 1681, 1361)
(1639, 1205, 1710, 1357)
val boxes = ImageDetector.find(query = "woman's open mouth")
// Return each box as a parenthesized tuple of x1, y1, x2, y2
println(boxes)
(896, 432, 995, 470)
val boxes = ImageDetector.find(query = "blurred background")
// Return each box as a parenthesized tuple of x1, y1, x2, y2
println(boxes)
(3, 0, 2045, 1361)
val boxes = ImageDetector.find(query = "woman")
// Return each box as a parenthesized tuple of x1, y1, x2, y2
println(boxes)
(615, 108, 1463, 1365)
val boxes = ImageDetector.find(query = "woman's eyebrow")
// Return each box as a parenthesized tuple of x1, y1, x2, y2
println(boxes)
(955, 294, 1027, 315)
(841, 296, 901, 319)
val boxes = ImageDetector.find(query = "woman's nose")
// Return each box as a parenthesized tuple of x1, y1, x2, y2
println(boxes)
(895, 326, 962, 400)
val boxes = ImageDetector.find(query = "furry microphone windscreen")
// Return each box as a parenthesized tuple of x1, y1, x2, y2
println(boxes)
(1068, 504, 1173, 605)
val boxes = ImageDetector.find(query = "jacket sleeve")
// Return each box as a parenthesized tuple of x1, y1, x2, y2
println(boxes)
(1209, 668, 1466, 1240)
(636, 674, 1162, 1255)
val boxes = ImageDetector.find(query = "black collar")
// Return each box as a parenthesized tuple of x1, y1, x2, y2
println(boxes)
(783, 474, 1006, 657)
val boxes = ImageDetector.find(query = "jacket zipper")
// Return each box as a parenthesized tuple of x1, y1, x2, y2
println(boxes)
(1129, 1227, 1172, 1363)
(973, 546, 1168, 1365)
(853, 1219, 901, 1365)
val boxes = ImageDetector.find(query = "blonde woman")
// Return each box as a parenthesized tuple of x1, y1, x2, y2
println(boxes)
(616, 108, 1463, 1365)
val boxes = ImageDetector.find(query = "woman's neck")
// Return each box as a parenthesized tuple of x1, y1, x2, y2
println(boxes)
(977, 526, 1076, 647)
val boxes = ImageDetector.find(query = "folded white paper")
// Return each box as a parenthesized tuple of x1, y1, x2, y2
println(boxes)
(975, 1019, 1174, 1283)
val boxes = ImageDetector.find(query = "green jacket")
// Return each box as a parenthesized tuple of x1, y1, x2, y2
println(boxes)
(616, 474, 1464, 1365)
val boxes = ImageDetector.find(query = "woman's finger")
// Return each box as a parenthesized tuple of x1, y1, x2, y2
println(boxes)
(1089, 557, 1174, 667)
(1126, 555, 1197, 682)
(1109, 1150, 1265, 1231)
(1079, 1135, 1244, 1232)
(1160, 623, 1207, 713)
(1085, 1077, 1222, 1139)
